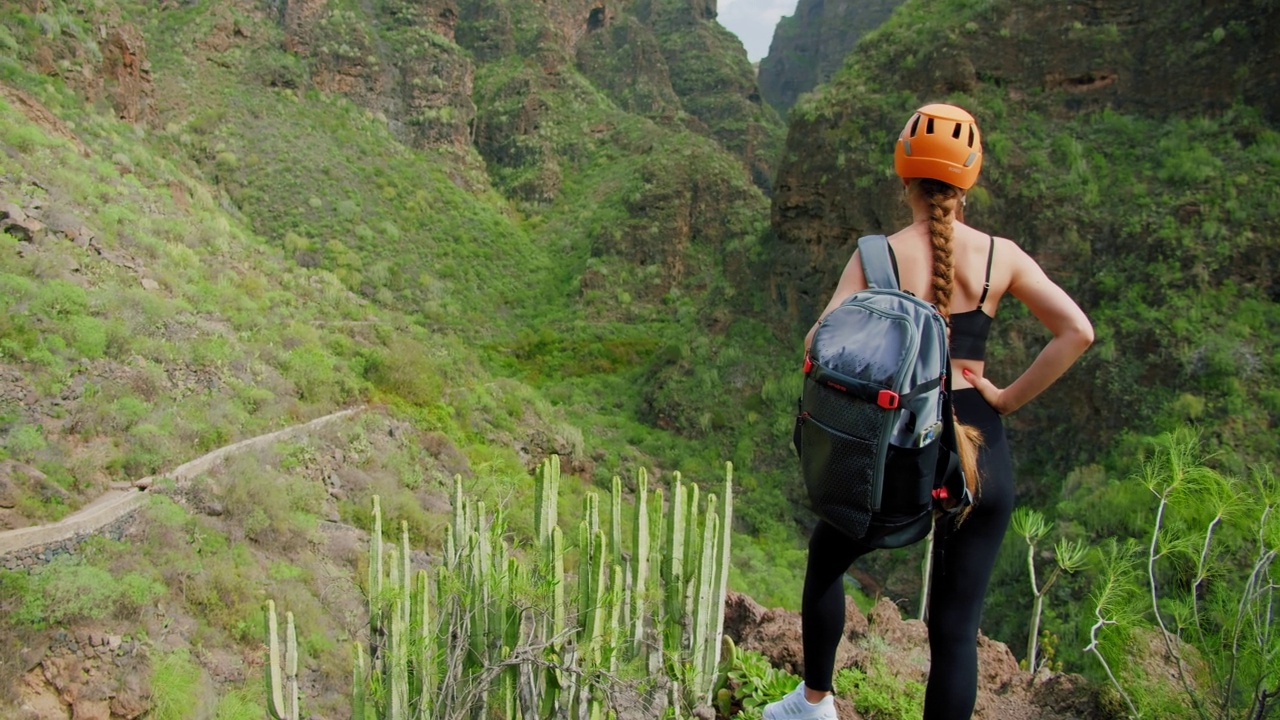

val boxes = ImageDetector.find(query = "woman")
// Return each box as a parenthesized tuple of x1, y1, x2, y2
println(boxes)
(763, 104, 1094, 720)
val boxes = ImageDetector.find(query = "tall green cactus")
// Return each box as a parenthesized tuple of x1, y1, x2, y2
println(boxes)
(269, 457, 736, 719)
(353, 643, 367, 720)
(266, 600, 299, 720)
(663, 475, 687, 656)
(710, 463, 734, 700)
(535, 454, 559, 547)
(630, 468, 650, 655)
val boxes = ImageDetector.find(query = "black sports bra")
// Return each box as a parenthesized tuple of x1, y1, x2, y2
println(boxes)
(886, 235, 995, 361)
(950, 235, 995, 361)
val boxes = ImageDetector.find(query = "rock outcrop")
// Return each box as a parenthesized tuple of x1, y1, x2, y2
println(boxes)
(723, 591, 1109, 719)
(280, 0, 478, 151)
(16, 630, 151, 720)
(456, 0, 783, 198)
(757, 0, 902, 113)
(20, 9, 153, 125)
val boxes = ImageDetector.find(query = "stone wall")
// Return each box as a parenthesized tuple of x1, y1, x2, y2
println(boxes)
(0, 507, 141, 572)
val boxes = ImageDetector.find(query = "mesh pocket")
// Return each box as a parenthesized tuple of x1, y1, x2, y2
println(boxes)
(801, 381, 883, 441)
(799, 414, 876, 540)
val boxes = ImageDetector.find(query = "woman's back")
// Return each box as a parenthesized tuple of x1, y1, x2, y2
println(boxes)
(886, 221, 1006, 322)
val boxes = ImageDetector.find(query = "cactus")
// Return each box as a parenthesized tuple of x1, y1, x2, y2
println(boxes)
(353, 643, 367, 720)
(610, 475, 624, 571)
(411, 569, 435, 704)
(369, 496, 385, 642)
(587, 529, 609, 666)
(664, 476, 687, 656)
(689, 495, 718, 697)
(630, 467, 650, 654)
(268, 456, 736, 719)
(709, 463, 734, 696)
(535, 454, 560, 548)
(266, 600, 299, 720)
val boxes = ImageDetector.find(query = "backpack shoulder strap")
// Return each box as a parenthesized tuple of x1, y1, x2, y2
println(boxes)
(857, 235, 899, 290)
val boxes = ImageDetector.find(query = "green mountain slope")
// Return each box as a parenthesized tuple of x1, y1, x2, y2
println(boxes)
(0, 0, 808, 712)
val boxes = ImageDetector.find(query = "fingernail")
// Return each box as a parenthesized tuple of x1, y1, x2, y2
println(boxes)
(962, 369, 971, 377)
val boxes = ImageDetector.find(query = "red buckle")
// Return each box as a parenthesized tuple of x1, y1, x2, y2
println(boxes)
(803, 355, 813, 374)
(877, 390, 900, 410)
(932, 487, 949, 501)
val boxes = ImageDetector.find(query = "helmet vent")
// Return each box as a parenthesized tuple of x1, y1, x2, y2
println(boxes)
(925, 118, 935, 134)
(968, 126, 976, 148)
(910, 115, 921, 137)
(951, 123, 962, 139)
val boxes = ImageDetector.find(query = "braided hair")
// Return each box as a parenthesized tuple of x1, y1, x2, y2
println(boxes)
(916, 178, 963, 323)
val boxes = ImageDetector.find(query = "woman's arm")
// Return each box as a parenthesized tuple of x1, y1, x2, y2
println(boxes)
(804, 249, 868, 353)
(964, 242, 1093, 414)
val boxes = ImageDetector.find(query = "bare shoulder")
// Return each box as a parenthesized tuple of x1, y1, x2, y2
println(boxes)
(991, 235, 1042, 275)
(991, 234, 1028, 257)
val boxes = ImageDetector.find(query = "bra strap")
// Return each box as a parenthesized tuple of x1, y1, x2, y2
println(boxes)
(977, 234, 994, 306)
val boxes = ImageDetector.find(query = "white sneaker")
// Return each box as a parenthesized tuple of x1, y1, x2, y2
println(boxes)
(761, 682, 838, 720)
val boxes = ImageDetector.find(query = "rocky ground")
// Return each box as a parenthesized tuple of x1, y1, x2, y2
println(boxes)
(723, 591, 1111, 720)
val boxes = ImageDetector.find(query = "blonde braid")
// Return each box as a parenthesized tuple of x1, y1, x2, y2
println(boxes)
(915, 178, 982, 518)
(919, 178, 961, 322)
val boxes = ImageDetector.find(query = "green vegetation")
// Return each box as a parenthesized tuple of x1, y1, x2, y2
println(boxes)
(1011, 507, 1087, 671)
(0, 547, 165, 629)
(0, 0, 1276, 716)
(1085, 431, 1278, 719)
(714, 639, 800, 718)
(149, 649, 205, 720)
(270, 457, 734, 718)
(834, 659, 925, 719)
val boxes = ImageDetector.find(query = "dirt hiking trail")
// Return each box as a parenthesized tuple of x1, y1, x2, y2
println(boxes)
(0, 407, 364, 559)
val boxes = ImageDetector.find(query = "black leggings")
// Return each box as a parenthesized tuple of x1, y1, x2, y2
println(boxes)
(800, 388, 1014, 719)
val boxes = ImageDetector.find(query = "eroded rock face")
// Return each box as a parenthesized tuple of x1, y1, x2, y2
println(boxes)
(457, 0, 782, 198)
(723, 591, 1108, 720)
(100, 25, 153, 123)
(281, 0, 477, 151)
(17, 632, 150, 720)
(14, 8, 154, 126)
(757, 0, 903, 113)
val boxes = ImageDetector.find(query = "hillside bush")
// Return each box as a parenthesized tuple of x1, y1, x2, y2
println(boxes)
(1, 554, 164, 629)
(1086, 430, 1279, 719)
(148, 649, 204, 720)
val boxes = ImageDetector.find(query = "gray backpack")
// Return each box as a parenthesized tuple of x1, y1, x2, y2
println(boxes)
(795, 234, 967, 548)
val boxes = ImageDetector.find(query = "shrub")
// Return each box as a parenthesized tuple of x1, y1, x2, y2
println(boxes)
(6, 556, 165, 628)
(220, 454, 326, 550)
(714, 640, 799, 717)
(67, 315, 108, 358)
(149, 649, 204, 720)
(5, 423, 47, 460)
(833, 661, 925, 719)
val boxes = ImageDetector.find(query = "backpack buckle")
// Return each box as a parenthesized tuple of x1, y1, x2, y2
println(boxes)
(877, 390, 900, 409)
(933, 483, 974, 515)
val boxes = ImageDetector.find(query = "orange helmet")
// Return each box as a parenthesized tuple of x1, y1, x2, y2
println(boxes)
(894, 104, 983, 189)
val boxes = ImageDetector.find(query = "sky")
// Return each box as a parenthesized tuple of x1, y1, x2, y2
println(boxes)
(717, 0, 800, 62)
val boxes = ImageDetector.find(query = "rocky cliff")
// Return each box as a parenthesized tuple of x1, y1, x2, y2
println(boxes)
(461, 0, 784, 199)
(757, 0, 902, 113)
